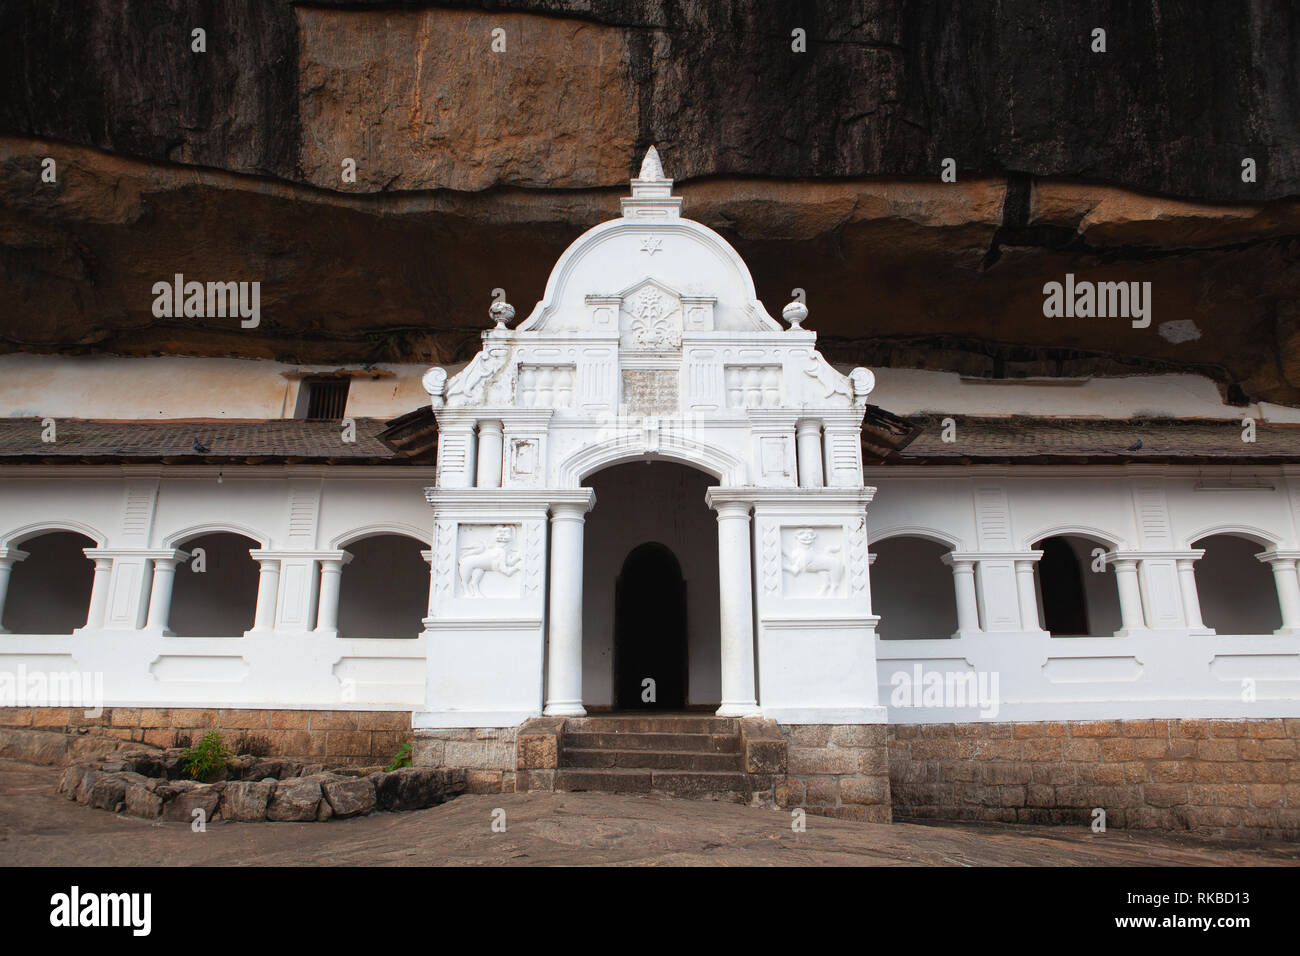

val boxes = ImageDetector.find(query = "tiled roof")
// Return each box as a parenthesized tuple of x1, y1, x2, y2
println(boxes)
(0, 418, 409, 463)
(0, 412, 1298, 466)
(890, 415, 1300, 463)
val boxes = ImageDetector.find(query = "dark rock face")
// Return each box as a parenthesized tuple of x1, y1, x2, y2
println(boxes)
(1, 2, 1299, 402)
(2, 1, 1297, 199)
(0, 0, 298, 178)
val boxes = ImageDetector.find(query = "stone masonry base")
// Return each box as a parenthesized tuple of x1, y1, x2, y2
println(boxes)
(888, 718, 1300, 839)
(775, 723, 891, 823)
(5, 706, 1296, 836)
(0, 707, 413, 766)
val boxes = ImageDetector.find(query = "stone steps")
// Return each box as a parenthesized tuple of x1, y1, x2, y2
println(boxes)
(564, 715, 739, 734)
(561, 747, 744, 772)
(563, 731, 742, 753)
(546, 713, 772, 801)
(553, 767, 771, 800)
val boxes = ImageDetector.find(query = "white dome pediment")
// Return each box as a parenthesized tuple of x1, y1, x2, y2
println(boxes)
(514, 152, 779, 336)
(426, 148, 873, 492)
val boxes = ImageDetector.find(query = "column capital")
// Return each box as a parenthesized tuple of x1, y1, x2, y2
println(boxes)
(1257, 549, 1300, 566)
(149, 549, 191, 569)
(0, 548, 29, 565)
(249, 549, 345, 562)
(84, 547, 184, 560)
(948, 550, 1042, 563)
(550, 489, 596, 519)
(1106, 549, 1205, 563)
(710, 487, 875, 510)
(709, 498, 752, 521)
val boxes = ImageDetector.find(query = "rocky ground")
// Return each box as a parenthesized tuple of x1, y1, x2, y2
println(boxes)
(2, 759, 1296, 866)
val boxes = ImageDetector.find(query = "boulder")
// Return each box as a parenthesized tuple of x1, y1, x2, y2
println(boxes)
(87, 773, 128, 811)
(265, 775, 324, 822)
(124, 782, 163, 819)
(247, 758, 301, 781)
(72, 767, 103, 804)
(161, 787, 220, 824)
(88, 772, 149, 812)
(57, 763, 93, 799)
(321, 775, 376, 819)
(0, 728, 70, 765)
(372, 767, 465, 812)
(219, 780, 276, 823)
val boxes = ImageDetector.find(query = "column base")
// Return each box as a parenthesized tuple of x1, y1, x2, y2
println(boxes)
(716, 701, 761, 717)
(543, 701, 587, 717)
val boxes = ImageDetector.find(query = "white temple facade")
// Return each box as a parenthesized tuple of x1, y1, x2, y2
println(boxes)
(0, 149, 1299, 732)
(416, 147, 881, 728)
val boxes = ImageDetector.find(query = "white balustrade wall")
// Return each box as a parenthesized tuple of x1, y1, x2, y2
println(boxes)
(867, 464, 1300, 722)
(1, 462, 1299, 722)
(0, 466, 432, 710)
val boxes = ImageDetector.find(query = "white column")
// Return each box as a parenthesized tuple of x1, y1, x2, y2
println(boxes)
(421, 548, 436, 619)
(83, 555, 112, 630)
(713, 499, 760, 717)
(942, 554, 980, 635)
(251, 557, 281, 632)
(476, 420, 504, 489)
(1175, 553, 1208, 631)
(1014, 557, 1041, 630)
(314, 553, 353, 633)
(544, 500, 592, 716)
(1259, 553, 1300, 631)
(0, 549, 28, 633)
(145, 551, 188, 634)
(1111, 558, 1146, 632)
(795, 419, 824, 488)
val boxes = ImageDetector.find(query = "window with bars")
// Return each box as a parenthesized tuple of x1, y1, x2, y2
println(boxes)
(300, 378, 350, 420)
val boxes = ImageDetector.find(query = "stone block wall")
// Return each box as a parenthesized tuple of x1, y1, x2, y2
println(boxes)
(775, 723, 891, 823)
(887, 718, 1300, 838)
(0, 706, 412, 766)
(413, 727, 519, 793)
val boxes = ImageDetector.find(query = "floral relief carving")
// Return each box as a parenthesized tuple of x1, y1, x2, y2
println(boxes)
(626, 288, 681, 349)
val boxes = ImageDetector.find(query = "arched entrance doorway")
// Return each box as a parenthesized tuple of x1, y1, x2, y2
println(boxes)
(582, 461, 720, 711)
(615, 543, 687, 708)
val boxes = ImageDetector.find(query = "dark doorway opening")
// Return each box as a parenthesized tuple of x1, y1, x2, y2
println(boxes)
(614, 542, 687, 709)
(1038, 536, 1089, 635)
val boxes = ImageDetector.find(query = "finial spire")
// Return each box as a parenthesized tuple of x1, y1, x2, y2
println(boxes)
(623, 144, 682, 219)
(639, 145, 666, 181)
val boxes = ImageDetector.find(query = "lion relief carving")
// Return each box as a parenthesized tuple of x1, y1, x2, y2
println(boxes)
(781, 527, 844, 597)
(457, 525, 523, 597)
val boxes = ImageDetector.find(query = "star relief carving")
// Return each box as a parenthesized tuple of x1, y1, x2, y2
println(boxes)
(639, 235, 664, 255)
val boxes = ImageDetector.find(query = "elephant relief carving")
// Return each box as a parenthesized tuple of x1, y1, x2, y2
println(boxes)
(782, 527, 843, 597)
(457, 525, 522, 597)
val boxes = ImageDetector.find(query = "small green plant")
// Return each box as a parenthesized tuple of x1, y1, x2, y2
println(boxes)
(385, 743, 413, 772)
(181, 730, 234, 782)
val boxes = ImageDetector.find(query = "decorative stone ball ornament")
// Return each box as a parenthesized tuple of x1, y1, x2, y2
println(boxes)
(782, 298, 809, 330)
(489, 299, 516, 330)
